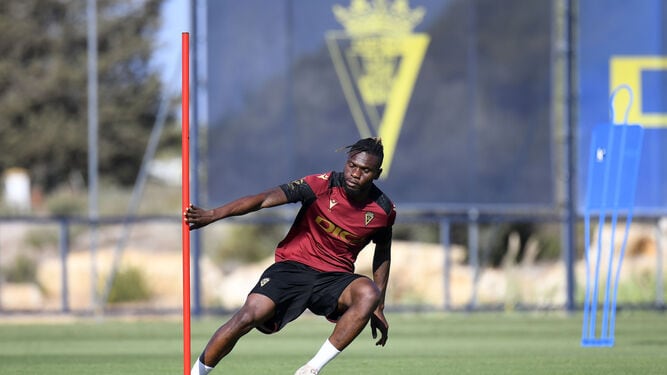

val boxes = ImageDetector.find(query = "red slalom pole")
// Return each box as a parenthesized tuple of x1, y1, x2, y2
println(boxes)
(181, 32, 191, 375)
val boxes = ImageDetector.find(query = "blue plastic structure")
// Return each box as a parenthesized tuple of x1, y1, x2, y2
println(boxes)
(581, 122, 644, 347)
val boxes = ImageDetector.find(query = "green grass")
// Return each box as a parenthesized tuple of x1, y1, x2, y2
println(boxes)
(1, 311, 666, 374)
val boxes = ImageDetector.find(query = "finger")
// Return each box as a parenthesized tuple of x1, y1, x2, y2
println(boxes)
(376, 330, 388, 346)
(370, 315, 379, 338)
(374, 320, 388, 346)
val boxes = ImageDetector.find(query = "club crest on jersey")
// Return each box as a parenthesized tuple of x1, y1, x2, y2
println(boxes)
(260, 278, 270, 287)
(329, 198, 338, 209)
(364, 212, 375, 225)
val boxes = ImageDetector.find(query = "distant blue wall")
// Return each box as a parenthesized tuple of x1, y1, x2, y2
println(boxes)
(578, 0, 667, 215)
(205, 1, 555, 208)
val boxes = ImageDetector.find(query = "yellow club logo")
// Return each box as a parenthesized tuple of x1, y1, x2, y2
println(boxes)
(609, 55, 667, 127)
(327, 0, 430, 176)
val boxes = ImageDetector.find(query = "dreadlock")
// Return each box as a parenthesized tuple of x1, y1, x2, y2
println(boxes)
(344, 137, 384, 168)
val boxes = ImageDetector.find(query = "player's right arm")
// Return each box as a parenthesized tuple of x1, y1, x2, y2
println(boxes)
(184, 186, 288, 230)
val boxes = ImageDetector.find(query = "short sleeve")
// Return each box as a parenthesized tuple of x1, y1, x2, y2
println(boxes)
(279, 178, 315, 203)
(371, 226, 392, 245)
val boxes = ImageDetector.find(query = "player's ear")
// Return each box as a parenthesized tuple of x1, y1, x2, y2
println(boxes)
(374, 167, 382, 180)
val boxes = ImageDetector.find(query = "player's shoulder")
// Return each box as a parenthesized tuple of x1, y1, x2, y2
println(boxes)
(302, 171, 337, 193)
(306, 171, 335, 182)
(369, 184, 395, 217)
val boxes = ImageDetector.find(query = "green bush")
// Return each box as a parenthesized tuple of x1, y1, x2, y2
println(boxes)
(24, 227, 59, 251)
(392, 223, 439, 243)
(576, 270, 667, 305)
(2, 254, 38, 283)
(106, 266, 152, 303)
(616, 270, 665, 304)
(45, 189, 86, 216)
(209, 223, 288, 265)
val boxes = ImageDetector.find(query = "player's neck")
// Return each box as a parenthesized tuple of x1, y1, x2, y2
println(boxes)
(344, 188, 370, 206)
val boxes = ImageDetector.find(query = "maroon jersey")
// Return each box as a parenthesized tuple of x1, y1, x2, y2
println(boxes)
(276, 171, 396, 273)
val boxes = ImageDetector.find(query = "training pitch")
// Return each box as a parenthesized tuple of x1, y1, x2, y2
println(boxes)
(0, 311, 665, 374)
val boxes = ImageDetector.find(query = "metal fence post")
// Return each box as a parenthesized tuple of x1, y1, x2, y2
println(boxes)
(657, 218, 665, 308)
(440, 218, 451, 311)
(59, 218, 70, 313)
(468, 209, 480, 310)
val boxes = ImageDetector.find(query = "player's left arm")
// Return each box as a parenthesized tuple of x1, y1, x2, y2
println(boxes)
(370, 239, 391, 346)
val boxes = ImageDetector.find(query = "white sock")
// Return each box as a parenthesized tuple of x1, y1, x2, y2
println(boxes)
(306, 339, 341, 371)
(191, 357, 214, 375)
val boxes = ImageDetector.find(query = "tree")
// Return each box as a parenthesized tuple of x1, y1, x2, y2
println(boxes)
(0, 0, 169, 192)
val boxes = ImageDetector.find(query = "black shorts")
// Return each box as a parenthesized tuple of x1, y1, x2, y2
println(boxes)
(249, 261, 364, 334)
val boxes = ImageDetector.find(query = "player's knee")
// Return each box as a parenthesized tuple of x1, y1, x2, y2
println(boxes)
(230, 293, 275, 331)
(232, 307, 265, 331)
(354, 280, 381, 308)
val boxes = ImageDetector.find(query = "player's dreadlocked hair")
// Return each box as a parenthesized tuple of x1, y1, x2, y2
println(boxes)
(344, 137, 384, 168)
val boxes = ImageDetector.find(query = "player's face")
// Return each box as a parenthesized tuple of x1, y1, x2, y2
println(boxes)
(343, 151, 381, 199)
